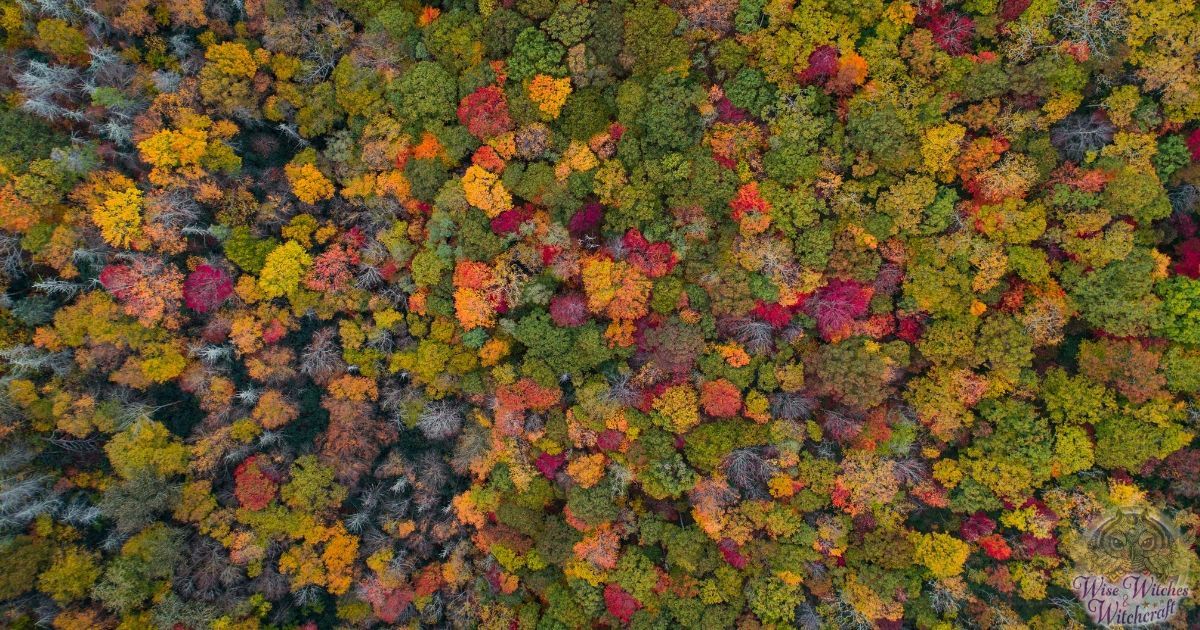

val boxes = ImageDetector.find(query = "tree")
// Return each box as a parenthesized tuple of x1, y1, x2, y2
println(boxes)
(604, 582, 642, 623)
(285, 162, 335, 205)
(1156, 276, 1200, 344)
(281, 455, 347, 514)
(1077, 338, 1166, 405)
(1066, 248, 1162, 337)
(623, 0, 688, 76)
(700, 379, 742, 418)
(507, 27, 567, 81)
(136, 112, 241, 183)
(234, 455, 278, 510)
(747, 575, 802, 626)
(581, 255, 652, 322)
(1095, 412, 1192, 473)
(93, 524, 184, 614)
(35, 19, 89, 64)
(527, 74, 572, 118)
(318, 394, 397, 485)
(804, 279, 873, 342)
(458, 86, 513, 139)
(199, 42, 260, 115)
(653, 384, 700, 433)
(812, 338, 909, 411)
(912, 532, 970, 579)
(462, 165, 513, 217)
(91, 182, 144, 248)
(38, 547, 102, 604)
(183, 264, 234, 313)
(105, 419, 189, 479)
(258, 241, 313, 299)
(100, 258, 185, 327)
(389, 61, 458, 123)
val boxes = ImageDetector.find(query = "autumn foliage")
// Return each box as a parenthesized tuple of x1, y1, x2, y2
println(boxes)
(1, 0, 1199, 628)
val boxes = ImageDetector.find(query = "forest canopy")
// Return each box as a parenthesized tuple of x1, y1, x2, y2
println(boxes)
(0, 0, 1199, 628)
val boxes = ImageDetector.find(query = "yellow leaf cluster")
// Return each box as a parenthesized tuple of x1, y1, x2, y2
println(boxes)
(321, 524, 359, 595)
(92, 185, 144, 248)
(139, 127, 209, 170)
(204, 41, 258, 79)
(139, 342, 187, 383)
(652, 384, 700, 434)
(911, 532, 970, 579)
(841, 572, 904, 622)
(462, 165, 512, 217)
(104, 418, 189, 479)
(528, 74, 571, 118)
(479, 338, 510, 366)
(258, 241, 313, 299)
(327, 374, 379, 401)
(136, 112, 240, 184)
(931, 459, 962, 488)
(920, 123, 965, 183)
(285, 162, 335, 205)
(555, 141, 598, 181)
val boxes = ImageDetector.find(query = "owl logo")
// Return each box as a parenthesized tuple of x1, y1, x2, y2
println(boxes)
(1087, 508, 1179, 579)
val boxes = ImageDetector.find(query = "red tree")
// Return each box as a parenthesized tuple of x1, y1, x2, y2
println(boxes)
(458, 86, 513, 140)
(183, 264, 233, 313)
(803, 279, 873, 341)
(622, 229, 677, 278)
(603, 583, 642, 623)
(700, 379, 742, 418)
(234, 455, 278, 510)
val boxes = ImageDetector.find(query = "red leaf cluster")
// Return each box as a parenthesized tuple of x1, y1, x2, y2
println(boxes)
(182, 264, 234, 313)
(458, 86, 512, 140)
(603, 583, 642, 623)
(234, 455, 278, 511)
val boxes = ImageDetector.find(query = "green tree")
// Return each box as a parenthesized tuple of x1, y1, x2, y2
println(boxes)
(389, 61, 458, 124)
(1155, 276, 1200, 344)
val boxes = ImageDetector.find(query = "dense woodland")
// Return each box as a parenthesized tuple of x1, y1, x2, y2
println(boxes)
(0, 0, 1199, 627)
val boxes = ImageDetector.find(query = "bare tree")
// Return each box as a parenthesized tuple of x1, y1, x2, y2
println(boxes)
(16, 60, 79, 106)
(603, 371, 639, 406)
(725, 316, 775, 354)
(794, 603, 822, 630)
(1051, 0, 1128, 60)
(0, 473, 61, 532)
(891, 456, 928, 485)
(927, 580, 961, 617)
(147, 189, 202, 228)
(0, 344, 74, 377)
(829, 599, 874, 630)
(723, 448, 774, 498)
(0, 234, 26, 280)
(190, 344, 233, 366)
(300, 327, 344, 381)
(152, 70, 183, 93)
(770, 392, 816, 421)
(450, 424, 490, 476)
(98, 474, 181, 533)
(1051, 112, 1115, 162)
(31, 279, 87, 298)
(1169, 184, 1199, 215)
(58, 496, 102, 526)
